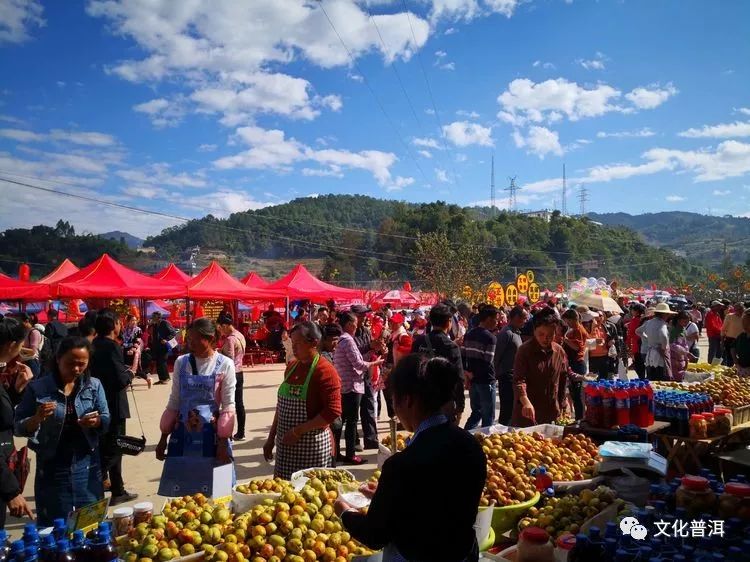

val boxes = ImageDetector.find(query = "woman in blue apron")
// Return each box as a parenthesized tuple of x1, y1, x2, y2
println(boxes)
(155, 318, 237, 497)
(263, 322, 342, 480)
(335, 355, 485, 561)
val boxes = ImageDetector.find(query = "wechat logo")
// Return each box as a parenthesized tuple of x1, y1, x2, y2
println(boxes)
(620, 516, 649, 541)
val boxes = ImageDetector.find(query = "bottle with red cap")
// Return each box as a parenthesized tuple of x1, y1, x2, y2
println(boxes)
(719, 482, 750, 520)
(676, 476, 717, 518)
(517, 527, 555, 562)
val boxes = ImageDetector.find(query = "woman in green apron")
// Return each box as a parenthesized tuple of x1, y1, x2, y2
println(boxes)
(155, 318, 237, 496)
(263, 322, 342, 480)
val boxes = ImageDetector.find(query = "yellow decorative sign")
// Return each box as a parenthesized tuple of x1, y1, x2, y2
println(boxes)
(494, 286, 505, 308)
(708, 273, 718, 282)
(528, 282, 541, 304)
(526, 270, 535, 284)
(462, 285, 474, 300)
(744, 281, 750, 291)
(719, 281, 729, 291)
(516, 274, 529, 294)
(505, 283, 518, 306)
(486, 282, 504, 308)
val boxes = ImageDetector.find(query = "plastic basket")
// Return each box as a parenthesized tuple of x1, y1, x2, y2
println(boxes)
(489, 492, 541, 535)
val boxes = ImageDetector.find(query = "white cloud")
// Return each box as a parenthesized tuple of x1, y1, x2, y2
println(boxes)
(442, 121, 493, 147)
(497, 78, 677, 126)
(435, 50, 447, 58)
(666, 195, 685, 202)
(417, 150, 433, 158)
(386, 176, 415, 192)
(532, 60, 555, 70)
(412, 137, 442, 149)
(0, 114, 26, 126)
(214, 125, 405, 189)
(117, 163, 207, 188)
(512, 125, 563, 158)
(577, 52, 607, 70)
(197, 144, 217, 152)
(179, 189, 276, 217)
(597, 127, 656, 139)
(438, 62, 456, 71)
(301, 167, 344, 178)
(444, 27, 458, 35)
(0, 0, 44, 44)
(0, 127, 117, 146)
(133, 97, 186, 128)
(122, 186, 169, 199)
(678, 121, 750, 139)
(713, 189, 731, 196)
(455, 153, 467, 162)
(430, 0, 519, 22)
(456, 109, 480, 119)
(436, 168, 449, 182)
(624, 83, 678, 109)
(737, 108, 750, 117)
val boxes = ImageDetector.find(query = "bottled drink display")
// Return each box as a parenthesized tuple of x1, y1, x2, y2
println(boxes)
(584, 380, 656, 429)
(654, 389, 716, 437)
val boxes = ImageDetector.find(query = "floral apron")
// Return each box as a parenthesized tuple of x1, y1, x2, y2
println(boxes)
(158, 353, 234, 496)
(274, 355, 332, 480)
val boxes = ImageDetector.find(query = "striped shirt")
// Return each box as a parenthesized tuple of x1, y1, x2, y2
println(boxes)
(334, 332, 368, 394)
(463, 327, 496, 383)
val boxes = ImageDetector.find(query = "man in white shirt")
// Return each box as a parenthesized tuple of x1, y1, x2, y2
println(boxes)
(722, 302, 746, 367)
(685, 318, 700, 363)
(636, 303, 677, 381)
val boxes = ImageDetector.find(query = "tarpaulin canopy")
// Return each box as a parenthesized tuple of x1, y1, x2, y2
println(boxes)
(370, 289, 421, 307)
(53, 254, 186, 299)
(38, 259, 80, 284)
(187, 261, 277, 301)
(153, 263, 191, 284)
(265, 264, 362, 302)
(240, 271, 270, 288)
(0, 276, 50, 301)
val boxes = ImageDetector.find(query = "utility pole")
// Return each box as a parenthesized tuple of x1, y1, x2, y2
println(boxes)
(562, 163, 567, 216)
(565, 262, 570, 288)
(490, 155, 496, 216)
(505, 176, 520, 212)
(578, 185, 589, 216)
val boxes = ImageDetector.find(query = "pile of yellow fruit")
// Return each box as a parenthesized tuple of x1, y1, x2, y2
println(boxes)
(236, 478, 293, 495)
(118, 487, 374, 562)
(303, 469, 355, 493)
(655, 373, 750, 408)
(380, 433, 410, 451)
(476, 432, 599, 507)
(518, 486, 624, 539)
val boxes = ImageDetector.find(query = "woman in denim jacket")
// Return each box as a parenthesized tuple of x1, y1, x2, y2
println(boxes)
(15, 337, 110, 525)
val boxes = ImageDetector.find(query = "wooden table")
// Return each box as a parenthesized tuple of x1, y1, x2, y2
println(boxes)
(657, 421, 750, 475)
(564, 421, 671, 445)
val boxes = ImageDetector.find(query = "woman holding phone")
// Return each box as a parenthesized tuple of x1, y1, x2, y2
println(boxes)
(14, 336, 110, 526)
(0, 318, 34, 529)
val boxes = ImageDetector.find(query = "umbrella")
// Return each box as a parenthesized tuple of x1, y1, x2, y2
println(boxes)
(371, 289, 421, 307)
(570, 292, 623, 313)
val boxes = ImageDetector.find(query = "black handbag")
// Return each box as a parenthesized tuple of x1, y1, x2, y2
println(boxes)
(114, 384, 146, 456)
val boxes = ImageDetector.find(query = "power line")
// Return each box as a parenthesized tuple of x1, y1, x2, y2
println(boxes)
(400, 0, 462, 188)
(505, 176, 520, 212)
(315, 0, 430, 185)
(578, 185, 589, 216)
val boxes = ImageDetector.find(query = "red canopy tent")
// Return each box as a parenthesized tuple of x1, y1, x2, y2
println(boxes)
(240, 271, 270, 288)
(370, 289, 421, 308)
(52, 254, 186, 299)
(0, 276, 50, 301)
(38, 259, 80, 284)
(153, 263, 192, 283)
(187, 261, 277, 301)
(265, 264, 362, 302)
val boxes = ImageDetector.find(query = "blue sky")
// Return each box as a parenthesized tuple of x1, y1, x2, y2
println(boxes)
(0, 0, 749, 237)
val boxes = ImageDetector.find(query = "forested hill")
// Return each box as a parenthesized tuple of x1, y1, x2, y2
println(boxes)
(587, 212, 750, 267)
(146, 195, 702, 286)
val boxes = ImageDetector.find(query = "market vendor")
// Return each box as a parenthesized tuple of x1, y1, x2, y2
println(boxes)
(512, 308, 570, 427)
(335, 354, 486, 561)
(263, 321, 342, 479)
(732, 310, 750, 377)
(155, 318, 236, 496)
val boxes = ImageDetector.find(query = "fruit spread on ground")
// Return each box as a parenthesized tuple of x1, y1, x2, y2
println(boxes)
(476, 432, 599, 507)
(117, 485, 375, 562)
(654, 371, 750, 409)
(518, 486, 624, 539)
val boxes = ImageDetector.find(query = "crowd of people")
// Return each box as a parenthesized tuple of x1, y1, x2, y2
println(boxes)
(1, 293, 749, 558)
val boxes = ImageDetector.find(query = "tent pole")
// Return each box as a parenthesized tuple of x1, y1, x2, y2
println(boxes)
(285, 296, 290, 329)
(186, 297, 191, 326)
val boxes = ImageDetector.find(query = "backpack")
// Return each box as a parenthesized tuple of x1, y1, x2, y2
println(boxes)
(34, 328, 53, 368)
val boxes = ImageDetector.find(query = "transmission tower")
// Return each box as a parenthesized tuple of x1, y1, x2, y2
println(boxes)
(578, 185, 589, 216)
(561, 163, 568, 216)
(505, 175, 520, 212)
(490, 155, 496, 216)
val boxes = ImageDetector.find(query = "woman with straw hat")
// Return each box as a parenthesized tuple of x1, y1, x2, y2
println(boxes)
(636, 302, 677, 381)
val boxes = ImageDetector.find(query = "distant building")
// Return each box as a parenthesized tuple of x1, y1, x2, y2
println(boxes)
(522, 209, 553, 222)
(137, 246, 156, 254)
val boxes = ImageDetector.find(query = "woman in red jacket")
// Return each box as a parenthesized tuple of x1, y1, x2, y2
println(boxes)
(705, 301, 725, 364)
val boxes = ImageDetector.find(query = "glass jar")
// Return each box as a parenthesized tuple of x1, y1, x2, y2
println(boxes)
(133, 502, 153, 525)
(719, 483, 750, 520)
(689, 415, 707, 439)
(517, 527, 555, 562)
(112, 507, 134, 536)
(715, 408, 733, 433)
(702, 412, 716, 437)
(676, 476, 717, 518)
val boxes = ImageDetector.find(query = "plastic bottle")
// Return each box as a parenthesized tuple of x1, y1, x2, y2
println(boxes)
(0, 532, 9, 562)
(585, 383, 602, 427)
(54, 541, 74, 562)
(88, 530, 117, 562)
(52, 521, 67, 543)
(677, 400, 690, 437)
(22, 546, 37, 562)
(645, 382, 655, 425)
(601, 384, 616, 429)
(615, 550, 631, 562)
(8, 542, 24, 562)
(22, 525, 39, 548)
(605, 522, 618, 540)
(38, 536, 55, 562)
(70, 531, 88, 562)
(615, 383, 630, 427)
(588, 527, 604, 557)
(569, 534, 590, 562)
(604, 538, 617, 557)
